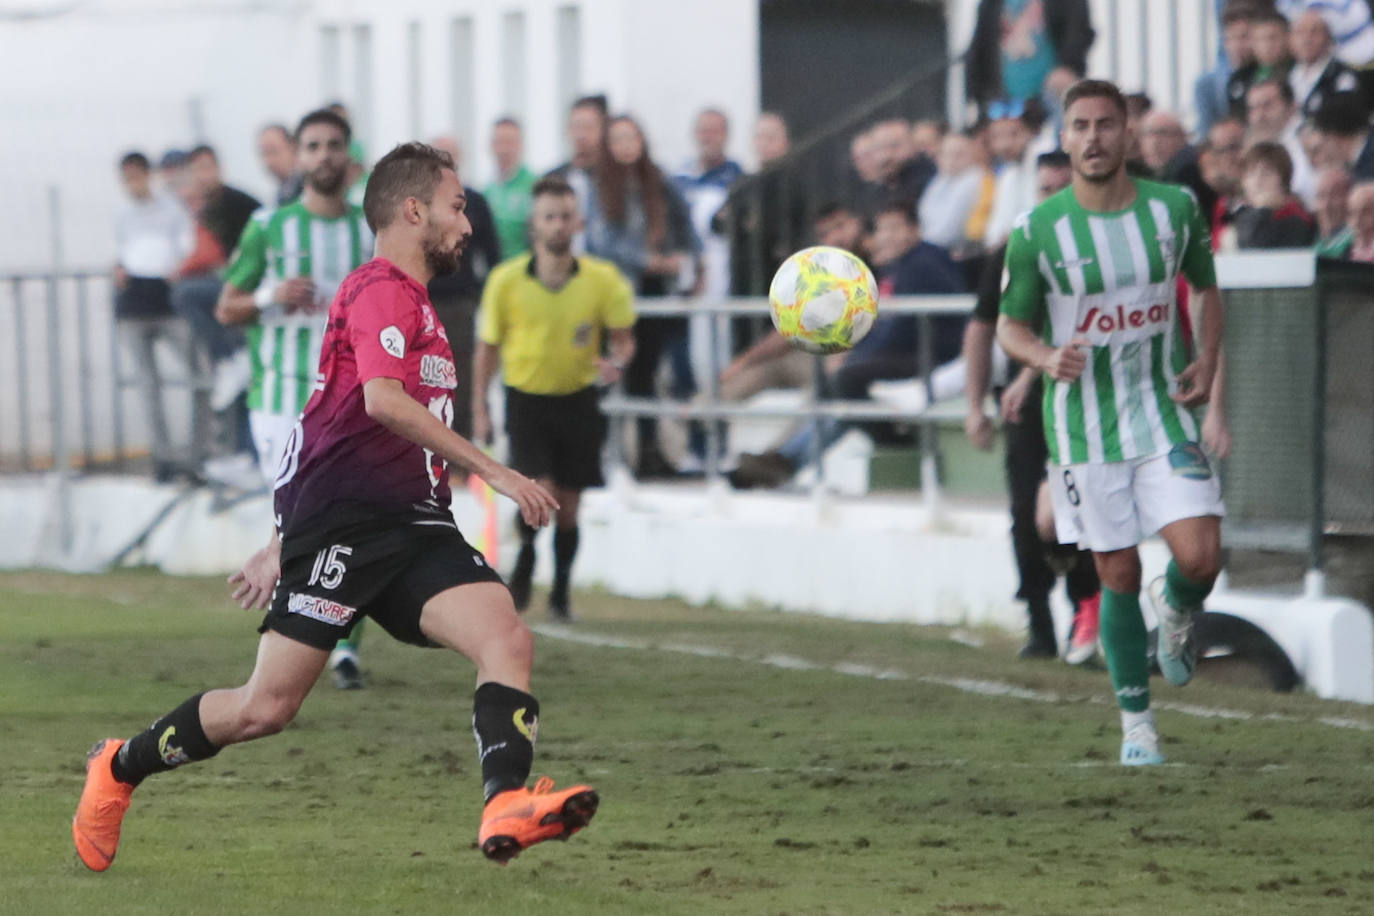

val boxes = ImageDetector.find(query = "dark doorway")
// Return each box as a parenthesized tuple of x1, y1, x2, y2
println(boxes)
(759, 0, 948, 138)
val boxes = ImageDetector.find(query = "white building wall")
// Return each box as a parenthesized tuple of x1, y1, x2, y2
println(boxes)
(310, 0, 757, 183)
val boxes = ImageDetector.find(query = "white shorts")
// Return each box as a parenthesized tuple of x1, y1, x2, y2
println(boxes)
(1048, 444, 1225, 553)
(249, 411, 299, 487)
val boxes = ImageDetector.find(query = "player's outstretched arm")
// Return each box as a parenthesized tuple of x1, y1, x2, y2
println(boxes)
(215, 279, 318, 327)
(228, 529, 281, 610)
(597, 327, 636, 386)
(996, 315, 1090, 383)
(363, 377, 558, 528)
(1172, 285, 1224, 409)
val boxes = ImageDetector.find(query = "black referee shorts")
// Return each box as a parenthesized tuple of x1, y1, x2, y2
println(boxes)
(260, 522, 504, 651)
(504, 385, 605, 490)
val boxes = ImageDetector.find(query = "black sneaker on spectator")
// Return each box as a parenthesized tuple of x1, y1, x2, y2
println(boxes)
(728, 451, 795, 489)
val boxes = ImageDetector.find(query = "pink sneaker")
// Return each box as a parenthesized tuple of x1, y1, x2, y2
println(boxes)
(1065, 593, 1101, 666)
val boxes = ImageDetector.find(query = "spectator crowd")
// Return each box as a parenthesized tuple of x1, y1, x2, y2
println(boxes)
(112, 0, 1374, 492)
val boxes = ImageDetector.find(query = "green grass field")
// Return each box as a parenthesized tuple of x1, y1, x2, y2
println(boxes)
(4, 569, 1373, 915)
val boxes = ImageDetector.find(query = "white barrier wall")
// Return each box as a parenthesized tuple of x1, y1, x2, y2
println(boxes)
(4, 473, 1369, 703)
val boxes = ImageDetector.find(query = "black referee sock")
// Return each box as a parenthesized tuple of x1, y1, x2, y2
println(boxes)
(551, 525, 579, 605)
(512, 517, 537, 582)
(472, 682, 540, 802)
(111, 692, 221, 787)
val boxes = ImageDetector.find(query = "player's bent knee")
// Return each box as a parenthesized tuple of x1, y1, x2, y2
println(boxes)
(1176, 547, 1221, 586)
(236, 695, 302, 740)
(1094, 550, 1142, 594)
(493, 617, 535, 668)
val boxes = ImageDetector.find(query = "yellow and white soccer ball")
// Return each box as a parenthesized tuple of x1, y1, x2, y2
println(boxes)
(768, 246, 879, 354)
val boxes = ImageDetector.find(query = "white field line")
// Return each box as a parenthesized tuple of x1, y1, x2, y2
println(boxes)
(532, 625, 1374, 733)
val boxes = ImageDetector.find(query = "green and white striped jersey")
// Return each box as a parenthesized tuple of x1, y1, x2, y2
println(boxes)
(999, 178, 1217, 466)
(223, 201, 375, 416)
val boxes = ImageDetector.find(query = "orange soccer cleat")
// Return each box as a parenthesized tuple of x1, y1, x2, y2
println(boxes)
(72, 739, 135, 872)
(478, 776, 599, 864)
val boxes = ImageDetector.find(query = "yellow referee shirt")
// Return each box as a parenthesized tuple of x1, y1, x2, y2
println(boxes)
(479, 253, 636, 395)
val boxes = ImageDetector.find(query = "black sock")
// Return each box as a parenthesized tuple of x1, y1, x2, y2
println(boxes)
(1026, 601, 1056, 646)
(512, 518, 536, 582)
(111, 692, 221, 787)
(472, 682, 539, 802)
(552, 525, 579, 604)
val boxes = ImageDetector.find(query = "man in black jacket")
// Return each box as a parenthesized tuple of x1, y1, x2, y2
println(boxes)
(175, 145, 261, 478)
(427, 135, 503, 440)
(966, 0, 1094, 115)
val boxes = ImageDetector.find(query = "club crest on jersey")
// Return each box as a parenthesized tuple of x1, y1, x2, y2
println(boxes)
(1155, 231, 1178, 264)
(1075, 302, 1170, 335)
(420, 354, 457, 388)
(379, 325, 406, 359)
(573, 322, 593, 348)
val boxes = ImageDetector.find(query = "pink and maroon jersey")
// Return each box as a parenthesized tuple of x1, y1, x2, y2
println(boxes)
(274, 258, 459, 544)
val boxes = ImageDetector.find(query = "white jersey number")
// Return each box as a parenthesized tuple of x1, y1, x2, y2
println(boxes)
(308, 544, 352, 590)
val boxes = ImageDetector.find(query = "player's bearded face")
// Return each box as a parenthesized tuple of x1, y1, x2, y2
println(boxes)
(307, 161, 347, 196)
(308, 158, 347, 195)
(1063, 98, 1128, 184)
(422, 210, 466, 276)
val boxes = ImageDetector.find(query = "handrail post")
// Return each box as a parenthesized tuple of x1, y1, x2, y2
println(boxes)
(917, 311, 939, 514)
(704, 301, 722, 483)
(46, 185, 73, 558)
(808, 352, 826, 494)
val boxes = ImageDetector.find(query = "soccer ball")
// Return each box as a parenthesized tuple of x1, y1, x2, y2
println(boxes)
(768, 246, 879, 354)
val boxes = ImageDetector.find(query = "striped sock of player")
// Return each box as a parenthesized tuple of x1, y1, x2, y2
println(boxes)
(1099, 588, 1150, 713)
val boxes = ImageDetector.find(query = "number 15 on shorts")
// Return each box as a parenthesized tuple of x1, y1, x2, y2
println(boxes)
(308, 544, 352, 590)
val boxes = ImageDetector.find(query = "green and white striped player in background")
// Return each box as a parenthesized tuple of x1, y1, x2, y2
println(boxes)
(217, 108, 376, 690)
(997, 80, 1227, 767)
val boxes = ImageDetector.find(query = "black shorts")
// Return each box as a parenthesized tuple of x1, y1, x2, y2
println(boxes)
(505, 385, 605, 490)
(260, 521, 504, 651)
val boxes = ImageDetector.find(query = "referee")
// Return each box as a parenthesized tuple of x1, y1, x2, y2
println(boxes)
(473, 176, 636, 622)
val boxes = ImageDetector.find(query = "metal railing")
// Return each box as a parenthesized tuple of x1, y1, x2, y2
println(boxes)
(601, 295, 978, 504)
(0, 268, 208, 475)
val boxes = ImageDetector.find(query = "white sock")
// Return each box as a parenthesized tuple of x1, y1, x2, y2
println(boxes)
(1121, 708, 1155, 735)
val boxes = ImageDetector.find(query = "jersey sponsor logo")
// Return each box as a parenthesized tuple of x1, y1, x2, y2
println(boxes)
(379, 325, 406, 359)
(1055, 256, 1095, 271)
(286, 592, 358, 626)
(1075, 302, 1170, 336)
(420, 354, 457, 389)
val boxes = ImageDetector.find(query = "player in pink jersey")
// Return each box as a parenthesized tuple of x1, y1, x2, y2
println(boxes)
(73, 143, 597, 871)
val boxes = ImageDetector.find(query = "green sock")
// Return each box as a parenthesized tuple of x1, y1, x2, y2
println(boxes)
(335, 618, 365, 654)
(1163, 560, 1213, 613)
(1100, 587, 1150, 713)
